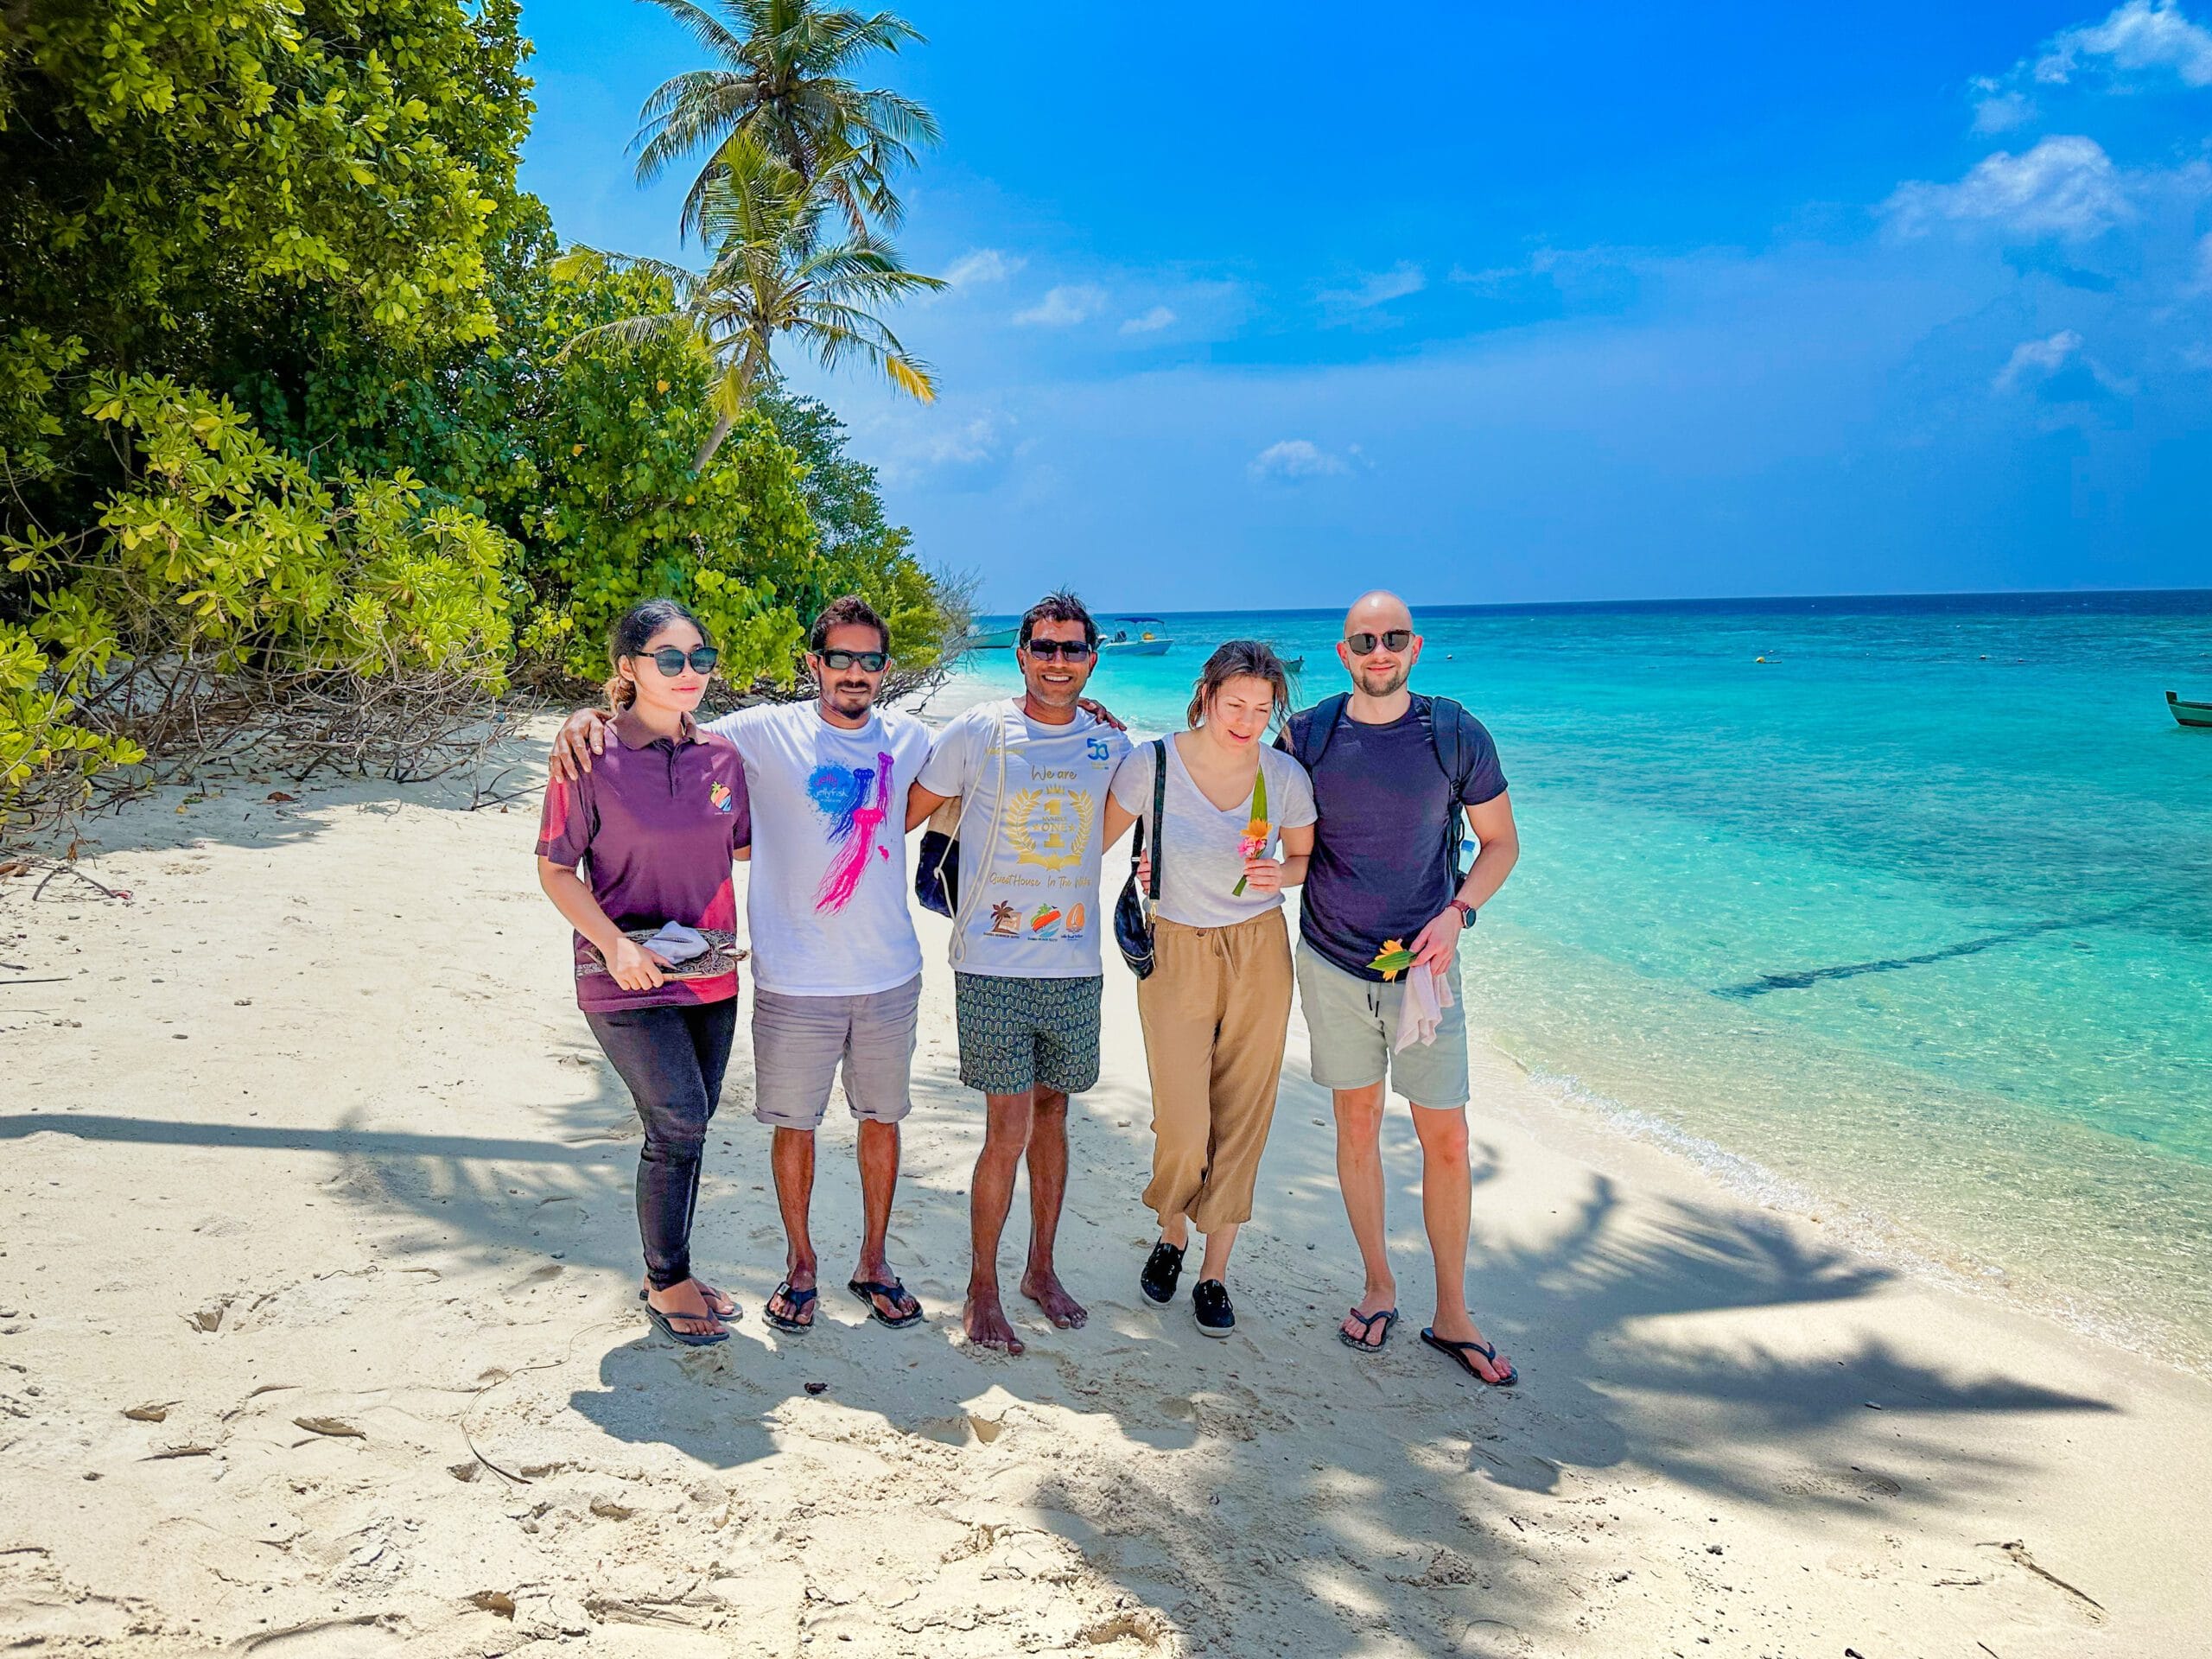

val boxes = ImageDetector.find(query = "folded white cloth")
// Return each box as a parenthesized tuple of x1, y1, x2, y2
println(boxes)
(640, 922, 710, 965)
(1394, 961, 1454, 1053)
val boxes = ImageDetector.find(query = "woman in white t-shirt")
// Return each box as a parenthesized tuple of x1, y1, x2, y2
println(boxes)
(1104, 641, 1316, 1338)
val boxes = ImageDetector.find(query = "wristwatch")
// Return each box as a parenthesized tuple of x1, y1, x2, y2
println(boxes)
(1449, 899, 1477, 928)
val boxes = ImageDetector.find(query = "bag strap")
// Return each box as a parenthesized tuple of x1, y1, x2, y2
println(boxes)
(1147, 737, 1166, 900)
(1417, 694, 1480, 885)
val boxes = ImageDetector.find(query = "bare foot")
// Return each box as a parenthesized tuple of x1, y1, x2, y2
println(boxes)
(1020, 1268, 1087, 1329)
(963, 1290, 1026, 1355)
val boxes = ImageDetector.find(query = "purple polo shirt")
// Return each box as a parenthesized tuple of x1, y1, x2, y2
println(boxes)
(536, 715, 751, 1013)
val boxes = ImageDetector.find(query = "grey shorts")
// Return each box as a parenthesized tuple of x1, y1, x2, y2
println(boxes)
(750, 975, 921, 1130)
(1295, 942, 1471, 1109)
(952, 973, 1103, 1097)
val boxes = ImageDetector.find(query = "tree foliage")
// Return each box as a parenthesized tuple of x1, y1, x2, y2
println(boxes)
(0, 0, 533, 517)
(0, 0, 953, 834)
(563, 131, 943, 467)
(632, 0, 939, 237)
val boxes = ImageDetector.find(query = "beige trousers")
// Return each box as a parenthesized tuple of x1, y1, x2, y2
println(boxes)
(1135, 909, 1294, 1233)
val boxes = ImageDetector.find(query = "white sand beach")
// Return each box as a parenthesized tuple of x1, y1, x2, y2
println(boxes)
(3, 727, 2209, 1657)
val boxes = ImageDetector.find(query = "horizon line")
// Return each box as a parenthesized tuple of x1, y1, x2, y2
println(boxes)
(976, 586, 2212, 622)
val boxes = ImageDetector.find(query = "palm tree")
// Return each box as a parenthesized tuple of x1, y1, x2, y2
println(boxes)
(632, 0, 940, 240)
(558, 134, 944, 468)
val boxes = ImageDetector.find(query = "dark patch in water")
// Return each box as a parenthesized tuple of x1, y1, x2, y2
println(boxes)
(1715, 905, 2152, 999)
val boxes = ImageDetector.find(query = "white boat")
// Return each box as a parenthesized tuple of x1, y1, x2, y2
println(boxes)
(1097, 616, 1172, 657)
(961, 625, 1018, 650)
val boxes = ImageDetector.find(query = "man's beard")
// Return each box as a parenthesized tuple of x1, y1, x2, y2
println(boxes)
(1356, 663, 1408, 697)
(829, 680, 876, 713)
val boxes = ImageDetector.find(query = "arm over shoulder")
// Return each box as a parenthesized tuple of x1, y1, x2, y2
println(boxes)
(914, 706, 986, 797)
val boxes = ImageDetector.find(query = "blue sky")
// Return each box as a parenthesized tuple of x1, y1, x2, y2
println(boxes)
(518, 1, 2212, 610)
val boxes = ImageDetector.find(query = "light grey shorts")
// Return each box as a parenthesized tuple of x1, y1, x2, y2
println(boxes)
(1295, 942, 1471, 1109)
(750, 974, 921, 1130)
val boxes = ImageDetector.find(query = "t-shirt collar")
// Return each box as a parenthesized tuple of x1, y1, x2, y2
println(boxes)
(612, 709, 700, 750)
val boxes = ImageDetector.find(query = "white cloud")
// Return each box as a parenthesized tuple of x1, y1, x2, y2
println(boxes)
(1119, 305, 1177, 335)
(1994, 329, 2087, 389)
(1319, 263, 1427, 308)
(1968, 79, 2037, 133)
(2035, 0, 2212, 87)
(1885, 136, 2133, 241)
(1014, 283, 1107, 327)
(944, 248, 1025, 289)
(1248, 439, 1351, 482)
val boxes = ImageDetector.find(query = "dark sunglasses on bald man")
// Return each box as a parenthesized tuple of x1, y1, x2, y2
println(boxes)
(1022, 639, 1094, 661)
(820, 648, 888, 672)
(1345, 628, 1413, 654)
(645, 645, 720, 676)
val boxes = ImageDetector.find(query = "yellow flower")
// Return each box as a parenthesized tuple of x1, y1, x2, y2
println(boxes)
(1370, 938, 1415, 982)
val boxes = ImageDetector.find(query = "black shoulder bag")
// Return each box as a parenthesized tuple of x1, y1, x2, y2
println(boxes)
(1114, 738, 1166, 978)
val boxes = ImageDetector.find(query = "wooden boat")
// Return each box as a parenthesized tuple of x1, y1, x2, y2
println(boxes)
(2168, 690, 2212, 728)
(1097, 616, 1172, 657)
(961, 625, 1018, 650)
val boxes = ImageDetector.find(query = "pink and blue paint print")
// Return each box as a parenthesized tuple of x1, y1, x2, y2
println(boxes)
(809, 752, 894, 912)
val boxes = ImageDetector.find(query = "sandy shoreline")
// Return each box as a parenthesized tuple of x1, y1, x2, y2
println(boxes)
(3, 726, 2209, 1656)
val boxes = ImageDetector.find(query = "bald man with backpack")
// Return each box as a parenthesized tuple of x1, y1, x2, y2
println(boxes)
(1279, 591, 1522, 1387)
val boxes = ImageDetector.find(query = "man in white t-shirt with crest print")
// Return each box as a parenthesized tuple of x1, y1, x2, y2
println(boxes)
(906, 590, 1133, 1354)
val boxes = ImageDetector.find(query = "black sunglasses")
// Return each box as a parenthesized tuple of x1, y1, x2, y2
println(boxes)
(1022, 639, 1094, 661)
(644, 645, 719, 676)
(1344, 629, 1413, 655)
(819, 648, 888, 672)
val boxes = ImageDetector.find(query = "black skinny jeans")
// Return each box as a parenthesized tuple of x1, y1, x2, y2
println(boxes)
(583, 998, 738, 1291)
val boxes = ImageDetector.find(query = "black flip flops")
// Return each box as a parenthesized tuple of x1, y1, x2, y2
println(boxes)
(1338, 1306, 1399, 1352)
(763, 1280, 818, 1333)
(1420, 1327, 1517, 1386)
(848, 1277, 925, 1329)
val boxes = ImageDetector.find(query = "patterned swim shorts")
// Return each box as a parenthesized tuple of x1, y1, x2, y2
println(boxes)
(951, 973, 1103, 1097)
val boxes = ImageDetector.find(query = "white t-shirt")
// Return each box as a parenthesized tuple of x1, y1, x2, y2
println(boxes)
(1108, 735, 1317, 930)
(917, 701, 1131, 978)
(706, 702, 930, 996)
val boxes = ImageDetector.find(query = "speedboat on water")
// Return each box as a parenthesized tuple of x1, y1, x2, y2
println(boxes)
(1097, 616, 1172, 656)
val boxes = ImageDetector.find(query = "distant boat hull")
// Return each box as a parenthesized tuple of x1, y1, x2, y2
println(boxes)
(2169, 690, 2212, 728)
(963, 626, 1018, 650)
(1097, 637, 1171, 657)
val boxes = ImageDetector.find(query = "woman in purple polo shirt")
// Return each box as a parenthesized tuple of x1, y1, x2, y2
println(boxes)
(537, 599, 752, 1346)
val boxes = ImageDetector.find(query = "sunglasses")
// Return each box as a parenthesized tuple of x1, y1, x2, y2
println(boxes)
(1344, 629, 1413, 655)
(1022, 639, 1095, 661)
(643, 645, 719, 676)
(819, 649, 888, 672)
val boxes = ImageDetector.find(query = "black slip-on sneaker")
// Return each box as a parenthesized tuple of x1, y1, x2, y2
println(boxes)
(1192, 1278, 1235, 1338)
(1141, 1240, 1185, 1305)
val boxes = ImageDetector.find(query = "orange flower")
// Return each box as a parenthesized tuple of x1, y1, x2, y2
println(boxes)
(1370, 938, 1416, 982)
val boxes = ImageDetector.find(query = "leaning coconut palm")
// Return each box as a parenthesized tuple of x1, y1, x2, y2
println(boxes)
(632, 0, 940, 240)
(558, 134, 944, 469)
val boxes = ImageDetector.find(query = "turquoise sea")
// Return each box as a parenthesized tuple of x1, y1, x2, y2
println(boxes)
(931, 594, 2212, 1374)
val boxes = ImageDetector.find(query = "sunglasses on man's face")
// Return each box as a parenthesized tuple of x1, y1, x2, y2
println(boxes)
(1023, 639, 1094, 662)
(645, 645, 719, 676)
(1344, 629, 1413, 655)
(819, 649, 888, 672)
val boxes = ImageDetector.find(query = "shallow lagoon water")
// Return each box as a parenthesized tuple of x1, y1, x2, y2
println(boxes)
(931, 594, 2212, 1370)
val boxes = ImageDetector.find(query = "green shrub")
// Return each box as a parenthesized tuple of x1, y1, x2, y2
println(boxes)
(0, 374, 512, 832)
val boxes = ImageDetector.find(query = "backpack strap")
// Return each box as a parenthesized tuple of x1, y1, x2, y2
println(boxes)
(1288, 694, 1350, 774)
(1413, 694, 1480, 886)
